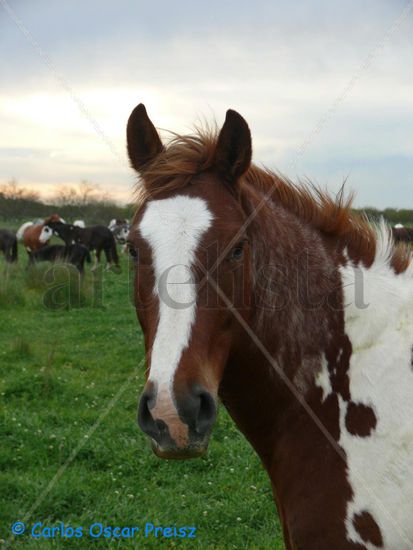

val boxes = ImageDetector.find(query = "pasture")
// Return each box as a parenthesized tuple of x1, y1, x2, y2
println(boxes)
(0, 238, 283, 548)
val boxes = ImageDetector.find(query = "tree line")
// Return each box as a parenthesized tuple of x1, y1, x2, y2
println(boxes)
(360, 207, 413, 226)
(0, 181, 133, 226)
(0, 180, 412, 228)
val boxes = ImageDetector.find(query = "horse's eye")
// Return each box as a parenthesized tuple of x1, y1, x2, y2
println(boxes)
(229, 243, 245, 261)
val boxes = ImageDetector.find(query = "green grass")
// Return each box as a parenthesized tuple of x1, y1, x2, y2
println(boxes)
(0, 245, 283, 549)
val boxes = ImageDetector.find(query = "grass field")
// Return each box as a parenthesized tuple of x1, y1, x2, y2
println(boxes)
(0, 240, 284, 549)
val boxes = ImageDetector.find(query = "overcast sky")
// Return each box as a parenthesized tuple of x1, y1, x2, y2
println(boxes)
(0, 0, 412, 207)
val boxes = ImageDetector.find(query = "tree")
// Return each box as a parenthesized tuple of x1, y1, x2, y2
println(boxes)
(52, 181, 111, 207)
(0, 179, 40, 202)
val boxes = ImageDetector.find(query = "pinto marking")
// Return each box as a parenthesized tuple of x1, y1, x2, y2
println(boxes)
(139, 196, 213, 420)
(39, 226, 53, 243)
(16, 221, 33, 241)
(315, 354, 332, 402)
(338, 224, 413, 548)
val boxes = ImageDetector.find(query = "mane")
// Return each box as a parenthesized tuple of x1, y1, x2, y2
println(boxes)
(136, 128, 411, 274)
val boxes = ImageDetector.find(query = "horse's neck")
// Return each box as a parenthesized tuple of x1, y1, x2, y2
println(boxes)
(219, 207, 357, 544)
(220, 210, 344, 462)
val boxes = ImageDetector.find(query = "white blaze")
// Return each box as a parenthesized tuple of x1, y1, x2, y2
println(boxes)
(139, 196, 213, 396)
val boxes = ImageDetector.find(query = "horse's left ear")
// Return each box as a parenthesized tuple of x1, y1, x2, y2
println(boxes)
(214, 109, 252, 183)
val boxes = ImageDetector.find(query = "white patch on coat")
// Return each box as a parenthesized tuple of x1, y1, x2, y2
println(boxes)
(16, 222, 33, 241)
(39, 226, 53, 243)
(314, 354, 332, 402)
(119, 226, 129, 240)
(338, 221, 413, 548)
(73, 220, 85, 228)
(139, 196, 213, 398)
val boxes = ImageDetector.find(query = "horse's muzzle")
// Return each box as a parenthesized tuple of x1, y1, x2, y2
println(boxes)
(137, 384, 217, 459)
(150, 439, 208, 460)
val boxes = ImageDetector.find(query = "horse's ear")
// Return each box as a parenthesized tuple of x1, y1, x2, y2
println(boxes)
(127, 104, 163, 172)
(214, 109, 252, 183)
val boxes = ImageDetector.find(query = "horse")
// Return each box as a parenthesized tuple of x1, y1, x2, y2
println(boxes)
(109, 218, 129, 230)
(392, 226, 413, 245)
(17, 214, 62, 251)
(0, 229, 18, 262)
(45, 220, 77, 246)
(73, 225, 119, 270)
(29, 244, 91, 274)
(109, 218, 130, 245)
(126, 104, 413, 549)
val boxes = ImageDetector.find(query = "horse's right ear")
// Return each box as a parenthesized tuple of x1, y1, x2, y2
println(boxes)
(214, 109, 252, 183)
(127, 104, 163, 172)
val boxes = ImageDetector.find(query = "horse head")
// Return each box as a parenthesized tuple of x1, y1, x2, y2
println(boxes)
(127, 104, 253, 459)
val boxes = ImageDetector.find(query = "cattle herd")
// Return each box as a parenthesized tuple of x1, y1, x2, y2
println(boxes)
(0, 216, 130, 273)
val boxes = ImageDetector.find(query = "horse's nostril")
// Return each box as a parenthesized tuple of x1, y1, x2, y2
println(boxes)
(195, 390, 216, 436)
(138, 386, 216, 450)
(138, 391, 159, 440)
(155, 419, 168, 434)
(175, 387, 216, 438)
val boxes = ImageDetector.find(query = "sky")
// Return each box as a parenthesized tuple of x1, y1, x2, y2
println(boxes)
(0, 0, 412, 208)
